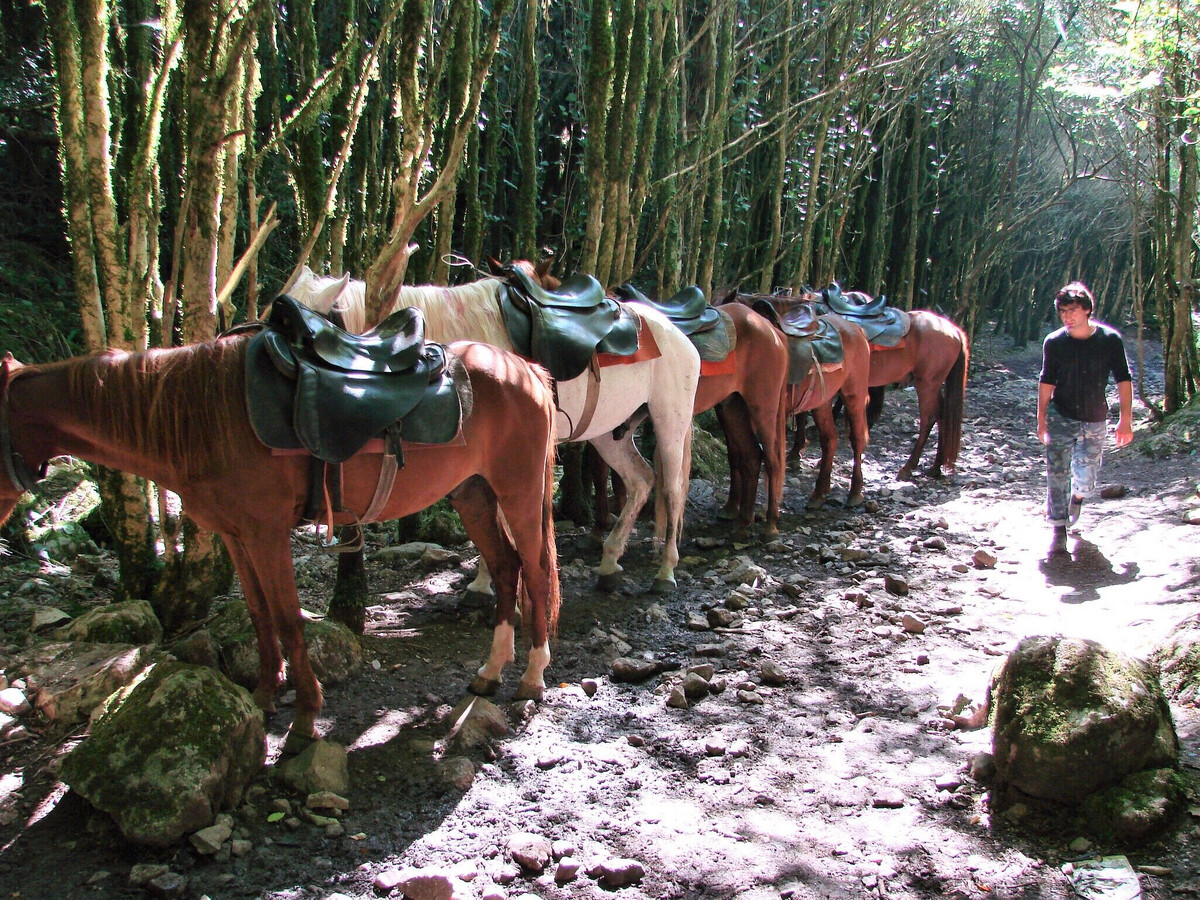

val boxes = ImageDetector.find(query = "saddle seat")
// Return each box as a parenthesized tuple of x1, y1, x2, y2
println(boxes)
(499, 265, 640, 382)
(245, 295, 462, 464)
(812, 283, 911, 348)
(750, 298, 823, 339)
(820, 282, 888, 317)
(613, 283, 721, 336)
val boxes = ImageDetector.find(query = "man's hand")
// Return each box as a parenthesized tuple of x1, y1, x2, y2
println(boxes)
(1115, 419, 1133, 448)
(1037, 419, 1049, 445)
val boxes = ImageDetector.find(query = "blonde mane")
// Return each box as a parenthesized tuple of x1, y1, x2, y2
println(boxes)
(288, 267, 509, 348)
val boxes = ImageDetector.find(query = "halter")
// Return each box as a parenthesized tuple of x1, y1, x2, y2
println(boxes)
(0, 377, 44, 494)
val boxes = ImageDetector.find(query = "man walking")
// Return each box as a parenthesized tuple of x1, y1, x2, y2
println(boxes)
(1036, 282, 1133, 549)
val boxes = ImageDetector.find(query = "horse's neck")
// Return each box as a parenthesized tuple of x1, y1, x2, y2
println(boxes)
(396, 280, 509, 347)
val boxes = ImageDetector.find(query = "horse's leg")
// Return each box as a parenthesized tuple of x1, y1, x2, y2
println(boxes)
(228, 531, 323, 751)
(222, 537, 285, 716)
(743, 387, 788, 536)
(787, 408, 807, 470)
(715, 398, 759, 532)
(806, 403, 838, 509)
(451, 478, 520, 697)
(897, 378, 940, 481)
(589, 432, 653, 590)
(646, 404, 694, 593)
(586, 446, 612, 548)
(844, 390, 870, 507)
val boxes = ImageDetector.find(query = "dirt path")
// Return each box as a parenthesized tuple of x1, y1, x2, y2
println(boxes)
(0, 332, 1197, 900)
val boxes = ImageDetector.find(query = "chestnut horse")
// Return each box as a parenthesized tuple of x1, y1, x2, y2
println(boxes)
(719, 292, 872, 510)
(0, 336, 560, 750)
(290, 266, 700, 593)
(801, 288, 969, 479)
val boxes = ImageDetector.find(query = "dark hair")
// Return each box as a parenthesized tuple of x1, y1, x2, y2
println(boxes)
(1055, 281, 1094, 312)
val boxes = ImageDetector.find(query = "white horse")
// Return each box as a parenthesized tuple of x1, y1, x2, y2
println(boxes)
(288, 266, 701, 593)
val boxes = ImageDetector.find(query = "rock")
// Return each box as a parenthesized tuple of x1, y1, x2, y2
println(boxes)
(581, 678, 599, 697)
(681, 673, 710, 700)
(306, 791, 350, 811)
(1099, 484, 1127, 499)
(872, 788, 906, 808)
(759, 661, 788, 686)
(991, 636, 1178, 804)
(1068, 837, 1092, 853)
(901, 613, 927, 634)
(394, 869, 455, 900)
(935, 773, 963, 792)
(12, 642, 169, 725)
(445, 696, 509, 751)
(279, 740, 350, 797)
(972, 548, 997, 569)
(371, 541, 444, 562)
(52, 599, 162, 645)
(0, 687, 30, 716)
(168, 630, 220, 670)
(686, 613, 711, 630)
(59, 662, 265, 847)
(507, 832, 553, 872)
(1151, 613, 1200, 700)
(883, 573, 909, 596)
(737, 689, 764, 705)
(147, 871, 189, 898)
(611, 657, 661, 683)
(667, 688, 688, 709)
(688, 663, 715, 681)
(1184, 508, 1200, 525)
(373, 868, 406, 892)
(129, 864, 171, 886)
(1081, 768, 1188, 842)
(555, 857, 581, 883)
(31, 607, 72, 631)
(439, 757, 476, 791)
(707, 608, 741, 628)
(594, 859, 645, 888)
(190, 820, 233, 855)
(922, 536, 947, 551)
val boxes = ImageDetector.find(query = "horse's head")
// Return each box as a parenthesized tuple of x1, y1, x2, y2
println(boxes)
(501, 256, 562, 290)
(0, 353, 33, 523)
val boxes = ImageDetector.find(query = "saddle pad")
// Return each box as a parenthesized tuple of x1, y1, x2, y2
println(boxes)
(689, 308, 736, 364)
(783, 318, 844, 385)
(595, 311, 662, 367)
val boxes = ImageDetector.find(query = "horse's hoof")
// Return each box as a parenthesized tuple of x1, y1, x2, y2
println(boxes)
(805, 497, 826, 511)
(469, 675, 501, 696)
(576, 532, 604, 554)
(280, 729, 316, 758)
(896, 467, 915, 482)
(846, 493, 865, 508)
(461, 588, 494, 609)
(714, 505, 739, 522)
(595, 572, 623, 592)
(649, 577, 676, 595)
(514, 683, 545, 702)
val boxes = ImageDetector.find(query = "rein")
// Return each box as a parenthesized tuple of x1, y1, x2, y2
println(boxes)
(0, 376, 45, 494)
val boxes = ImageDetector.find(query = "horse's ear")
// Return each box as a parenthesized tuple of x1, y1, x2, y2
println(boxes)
(315, 273, 351, 311)
(534, 255, 554, 279)
(1, 353, 24, 389)
(486, 256, 505, 275)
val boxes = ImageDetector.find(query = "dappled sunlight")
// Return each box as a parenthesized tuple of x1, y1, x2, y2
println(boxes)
(348, 708, 419, 752)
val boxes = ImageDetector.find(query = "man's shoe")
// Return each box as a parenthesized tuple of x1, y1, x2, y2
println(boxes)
(1050, 525, 1069, 555)
(1068, 495, 1083, 526)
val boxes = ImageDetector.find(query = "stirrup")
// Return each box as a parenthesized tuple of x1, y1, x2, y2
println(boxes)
(319, 522, 364, 553)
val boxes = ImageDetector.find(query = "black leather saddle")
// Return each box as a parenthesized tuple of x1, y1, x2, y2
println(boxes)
(741, 295, 844, 384)
(814, 283, 910, 347)
(245, 295, 462, 463)
(498, 265, 640, 381)
(613, 283, 721, 336)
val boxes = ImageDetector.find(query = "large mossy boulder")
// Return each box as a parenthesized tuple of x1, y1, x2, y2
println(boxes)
(60, 661, 265, 846)
(1081, 768, 1189, 843)
(207, 601, 362, 690)
(52, 599, 163, 646)
(991, 635, 1178, 805)
(1151, 614, 1200, 704)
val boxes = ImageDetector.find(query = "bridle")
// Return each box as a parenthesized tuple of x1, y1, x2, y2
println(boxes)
(0, 376, 44, 494)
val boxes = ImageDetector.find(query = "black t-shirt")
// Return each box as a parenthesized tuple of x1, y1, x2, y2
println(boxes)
(1040, 323, 1132, 422)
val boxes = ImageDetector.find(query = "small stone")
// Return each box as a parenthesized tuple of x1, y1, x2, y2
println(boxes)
(508, 832, 553, 872)
(883, 573, 909, 596)
(130, 864, 171, 886)
(705, 738, 727, 756)
(611, 657, 661, 682)
(595, 858, 645, 888)
(374, 868, 405, 892)
(667, 688, 689, 709)
(872, 788, 905, 808)
(688, 663, 715, 681)
(935, 773, 963, 792)
(1099, 484, 1127, 499)
(1068, 837, 1092, 853)
(552, 839, 576, 860)
(737, 689, 764, 705)
(189, 821, 233, 855)
(970, 752, 995, 782)
(306, 791, 350, 811)
(439, 757, 476, 790)
(555, 857, 581, 884)
(901, 614, 926, 634)
(972, 548, 997, 569)
(147, 872, 189, 898)
(325, 821, 345, 837)
(694, 643, 726, 657)
(1137, 865, 1172, 877)
(681, 673, 710, 700)
(922, 536, 947, 551)
(707, 608, 741, 628)
(231, 839, 253, 857)
(759, 661, 789, 686)
(916, 654, 930, 665)
(581, 678, 599, 697)
(0, 688, 31, 716)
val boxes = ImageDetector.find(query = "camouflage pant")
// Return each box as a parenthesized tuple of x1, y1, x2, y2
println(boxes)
(1044, 406, 1107, 525)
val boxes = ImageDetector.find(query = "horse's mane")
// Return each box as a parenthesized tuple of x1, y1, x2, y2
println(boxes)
(66, 337, 249, 483)
(288, 270, 509, 347)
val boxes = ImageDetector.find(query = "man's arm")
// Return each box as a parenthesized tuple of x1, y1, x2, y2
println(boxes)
(1037, 382, 1054, 445)
(1115, 380, 1133, 447)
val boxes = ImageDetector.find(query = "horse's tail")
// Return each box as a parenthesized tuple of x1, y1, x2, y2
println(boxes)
(538, 369, 561, 638)
(936, 331, 969, 471)
(866, 386, 886, 428)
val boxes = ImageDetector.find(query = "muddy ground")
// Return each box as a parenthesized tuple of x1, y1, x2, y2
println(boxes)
(0, 330, 1198, 900)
